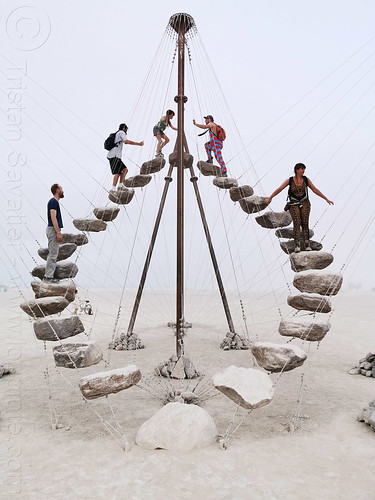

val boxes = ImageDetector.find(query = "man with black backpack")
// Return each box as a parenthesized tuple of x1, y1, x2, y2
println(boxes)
(105, 123, 144, 189)
(193, 115, 228, 177)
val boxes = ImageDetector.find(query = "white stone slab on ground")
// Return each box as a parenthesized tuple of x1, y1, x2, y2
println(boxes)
(135, 402, 217, 451)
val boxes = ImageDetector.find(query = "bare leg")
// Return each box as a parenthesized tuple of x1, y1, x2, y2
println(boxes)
(119, 168, 128, 184)
(161, 135, 169, 150)
(112, 174, 120, 187)
(156, 135, 163, 154)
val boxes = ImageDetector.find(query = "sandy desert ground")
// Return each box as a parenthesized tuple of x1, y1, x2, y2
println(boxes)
(1, 288, 374, 499)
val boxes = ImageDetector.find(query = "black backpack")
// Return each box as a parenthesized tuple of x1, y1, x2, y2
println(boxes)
(104, 131, 120, 151)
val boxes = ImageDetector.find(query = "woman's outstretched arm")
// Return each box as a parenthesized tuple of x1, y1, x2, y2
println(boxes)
(307, 178, 334, 205)
(265, 179, 289, 205)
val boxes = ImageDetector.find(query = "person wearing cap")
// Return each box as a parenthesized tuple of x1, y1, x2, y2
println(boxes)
(193, 115, 228, 177)
(106, 123, 144, 189)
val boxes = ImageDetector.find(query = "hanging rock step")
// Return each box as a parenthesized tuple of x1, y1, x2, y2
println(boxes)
(275, 227, 314, 239)
(20, 296, 69, 318)
(135, 402, 217, 451)
(155, 355, 199, 379)
(229, 185, 254, 202)
(255, 211, 292, 229)
(290, 251, 334, 272)
(280, 239, 322, 254)
(31, 261, 78, 280)
(213, 177, 238, 189)
(31, 279, 76, 302)
(53, 341, 103, 369)
(197, 160, 221, 177)
(61, 233, 88, 246)
(239, 195, 268, 214)
(212, 365, 274, 409)
(37, 243, 77, 262)
(73, 218, 107, 232)
(108, 187, 135, 205)
(293, 270, 343, 295)
(220, 331, 251, 350)
(279, 318, 331, 342)
(93, 206, 120, 222)
(287, 293, 332, 313)
(169, 151, 193, 169)
(79, 364, 142, 399)
(124, 175, 152, 188)
(140, 157, 165, 174)
(33, 315, 84, 341)
(251, 342, 307, 372)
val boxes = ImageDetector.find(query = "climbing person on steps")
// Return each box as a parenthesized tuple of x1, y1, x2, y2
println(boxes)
(153, 110, 177, 158)
(44, 184, 64, 283)
(265, 163, 333, 253)
(193, 115, 228, 177)
(107, 123, 144, 189)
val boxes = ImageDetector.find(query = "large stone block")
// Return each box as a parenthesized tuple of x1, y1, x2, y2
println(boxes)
(31, 280, 76, 302)
(293, 270, 343, 295)
(124, 175, 152, 188)
(279, 318, 331, 341)
(61, 233, 88, 246)
(20, 297, 69, 318)
(135, 402, 217, 451)
(140, 157, 165, 174)
(31, 261, 79, 280)
(169, 151, 193, 169)
(53, 341, 103, 369)
(280, 240, 323, 254)
(275, 227, 314, 239)
(79, 364, 141, 399)
(73, 218, 107, 232)
(287, 293, 332, 313)
(239, 195, 268, 214)
(290, 251, 334, 272)
(251, 342, 307, 372)
(229, 185, 254, 202)
(213, 177, 238, 189)
(33, 316, 84, 341)
(38, 243, 77, 262)
(108, 187, 135, 205)
(197, 160, 221, 177)
(212, 365, 274, 409)
(255, 211, 292, 229)
(93, 206, 120, 222)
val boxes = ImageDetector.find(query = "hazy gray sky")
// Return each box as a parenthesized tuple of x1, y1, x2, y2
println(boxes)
(1, 0, 374, 309)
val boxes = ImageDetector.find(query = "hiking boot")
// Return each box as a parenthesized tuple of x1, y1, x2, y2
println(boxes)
(218, 171, 228, 178)
(43, 276, 60, 284)
(206, 158, 213, 164)
(294, 246, 300, 253)
(155, 152, 164, 158)
(305, 245, 312, 251)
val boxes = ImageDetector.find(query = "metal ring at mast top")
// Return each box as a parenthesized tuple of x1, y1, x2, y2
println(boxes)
(168, 13, 196, 35)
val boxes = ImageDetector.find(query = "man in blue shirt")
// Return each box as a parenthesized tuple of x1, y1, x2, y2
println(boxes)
(44, 184, 64, 282)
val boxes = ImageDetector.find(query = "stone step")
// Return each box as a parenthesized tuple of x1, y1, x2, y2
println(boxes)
(73, 218, 107, 232)
(61, 233, 88, 246)
(79, 364, 142, 399)
(280, 240, 322, 254)
(255, 211, 292, 229)
(20, 297, 69, 318)
(239, 195, 268, 214)
(212, 365, 274, 409)
(124, 175, 152, 188)
(31, 261, 78, 280)
(293, 270, 343, 295)
(37, 243, 77, 262)
(279, 318, 331, 341)
(197, 160, 221, 177)
(275, 227, 314, 239)
(108, 187, 135, 205)
(31, 280, 76, 302)
(169, 151, 193, 169)
(229, 185, 254, 202)
(53, 341, 103, 369)
(93, 206, 120, 222)
(33, 316, 84, 341)
(287, 293, 332, 313)
(213, 177, 238, 189)
(251, 342, 307, 372)
(140, 157, 165, 174)
(290, 251, 334, 272)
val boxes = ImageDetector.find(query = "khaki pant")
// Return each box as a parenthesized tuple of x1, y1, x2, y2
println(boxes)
(45, 226, 59, 278)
